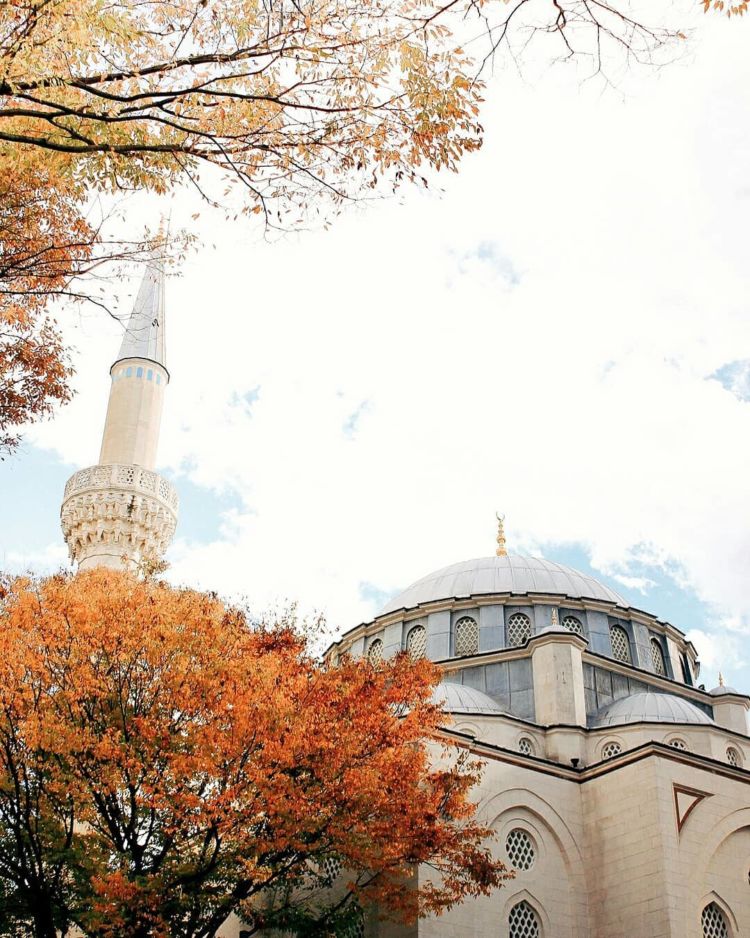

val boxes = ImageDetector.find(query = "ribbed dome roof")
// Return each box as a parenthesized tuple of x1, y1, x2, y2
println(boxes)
(593, 692, 713, 727)
(433, 682, 505, 715)
(381, 554, 627, 614)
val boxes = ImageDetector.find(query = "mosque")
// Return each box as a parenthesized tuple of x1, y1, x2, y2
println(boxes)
(59, 262, 750, 938)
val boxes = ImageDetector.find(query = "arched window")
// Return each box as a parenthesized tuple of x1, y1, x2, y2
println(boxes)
(650, 637, 666, 675)
(517, 736, 534, 756)
(505, 829, 536, 871)
(507, 613, 531, 647)
(406, 625, 426, 659)
(321, 856, 341, 883)
(701, 901, 730, 938)
(726, 746, 741, 767)
(562, 615, 583, 635)
(609, 624, 631, 663)
(667, 737, 688, 751)
(601, 740, 622, 760)
(454, 616, 479, 656)
(508, 900, 541, 938)
(367, 638, 383, 665)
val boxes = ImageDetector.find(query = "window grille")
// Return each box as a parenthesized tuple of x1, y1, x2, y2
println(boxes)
(701, 902, 729, 938)
(726, 747, 741, 767)
(507, 613, 531, 647)
(454, 616, 479, 656)
(518, 737, 534, 756)
(367, 639, 383, 665)
(601, 741, 622, 760)
(609, 625, 631, 663)
(508, 900, 541, 938)
(668, 738, 688, 751)
(650, 637, 666, 675)
(562, 615, 583, 635)
(406, 625, 426, 659)
(339, 916, 365, 938)
(321, 856, 342, 883)
(505, 829, 535, 871)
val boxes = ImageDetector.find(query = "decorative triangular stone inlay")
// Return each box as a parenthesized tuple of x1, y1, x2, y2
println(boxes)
(673, 784, 713, 833)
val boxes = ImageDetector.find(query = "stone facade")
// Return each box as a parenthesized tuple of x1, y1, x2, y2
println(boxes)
(329, 555, 750, 938)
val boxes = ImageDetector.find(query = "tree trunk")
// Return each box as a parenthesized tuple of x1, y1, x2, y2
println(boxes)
(33, 897, 57, 938)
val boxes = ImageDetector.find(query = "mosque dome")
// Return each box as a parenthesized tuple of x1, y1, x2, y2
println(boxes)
(432, 682, 506, 714)
(593, 692, 714, 727)
(381, 553, 627, 615)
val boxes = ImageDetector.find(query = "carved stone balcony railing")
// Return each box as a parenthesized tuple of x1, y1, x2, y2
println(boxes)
(61, 463, 179, 568)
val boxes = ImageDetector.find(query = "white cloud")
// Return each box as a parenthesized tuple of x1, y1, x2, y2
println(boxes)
(24, 18, 750, 656)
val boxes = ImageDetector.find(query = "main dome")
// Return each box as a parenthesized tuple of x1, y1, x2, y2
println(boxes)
(381, 553, 628, 614)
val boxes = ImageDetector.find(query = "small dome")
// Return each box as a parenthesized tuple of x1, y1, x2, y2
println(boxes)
(381, 554, 627, 615)
(433, 682, 505, 715)
(709, 684, 740, 696)
(593, 692, 714, 727)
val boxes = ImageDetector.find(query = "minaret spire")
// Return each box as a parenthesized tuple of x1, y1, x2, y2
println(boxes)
(60, 234, 178, 571)
(113, 256, 167, 371)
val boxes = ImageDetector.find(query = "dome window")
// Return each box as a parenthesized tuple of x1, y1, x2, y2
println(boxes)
(406, 624, 427, 659)
(650, 637, 666, 676)
(726, 746, 742, 767)
(507, 613, 531, 647)
(454, 616, 479, 656)
(508, 900, 541, 938)
(506, 829, 536, 871)
(562, 615, 583, 635)
(601, 740, 622, 760)
(667, 737, 688, 751)
(518, 736, 535, 756)
(701, 902, 730, 938)
(367, 638, 383, 666)
(609, 624, 631, 664)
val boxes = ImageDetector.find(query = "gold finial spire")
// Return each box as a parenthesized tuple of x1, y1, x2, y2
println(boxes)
(495, 512, 507, 556)
(719, 671, 724, 687)
(551, 608, 559, 627)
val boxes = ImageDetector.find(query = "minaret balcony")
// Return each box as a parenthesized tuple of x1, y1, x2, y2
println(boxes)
(61, 464, 179, 568)
(63, 463, 179, 512)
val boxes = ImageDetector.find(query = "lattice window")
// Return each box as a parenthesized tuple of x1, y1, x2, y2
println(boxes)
(507, 613, 531, 647)
(668, 738, 688, 751)
(650, 637, 666, 675)
(701, 902, 729, 938)
(367, 639, 383, 666)
(505, 828, 535, 871)
(454, 616, 479, 656)
(518, 737, 534, 756)
(321, 856, 342, 883)
(406, 625, 426, 659)
(601, 741, 622, 760)
(508, 900, 541, 938)
(609, 625, 631, 663)
(562, 615, 583, 635)
(727, 747, 741, 767)
(339, 914, 365, 938)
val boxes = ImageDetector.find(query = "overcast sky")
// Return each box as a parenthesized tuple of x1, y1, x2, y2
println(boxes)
(2, 10, 749, 690)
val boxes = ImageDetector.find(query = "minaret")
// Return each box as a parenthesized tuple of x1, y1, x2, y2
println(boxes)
(60, 255, 179, 570)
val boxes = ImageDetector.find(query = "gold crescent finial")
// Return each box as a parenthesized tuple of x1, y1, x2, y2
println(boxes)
(495, 512, 507, 557)
(719, 671, 724, 687)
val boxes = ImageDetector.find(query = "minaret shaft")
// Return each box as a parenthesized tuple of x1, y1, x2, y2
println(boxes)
(99, 358, 168, 469)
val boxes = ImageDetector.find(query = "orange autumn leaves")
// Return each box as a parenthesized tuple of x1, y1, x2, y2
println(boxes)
(0, 569, 509, 938)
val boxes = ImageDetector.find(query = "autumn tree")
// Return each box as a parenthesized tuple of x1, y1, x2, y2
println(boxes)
(0, 569, 511, 938)
(0, 0, 726, 449)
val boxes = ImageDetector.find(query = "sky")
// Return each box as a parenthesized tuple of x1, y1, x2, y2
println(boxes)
(2, 8, 749, 690)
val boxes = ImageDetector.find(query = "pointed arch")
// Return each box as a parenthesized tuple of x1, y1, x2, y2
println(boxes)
(503, 889, 551, 936)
